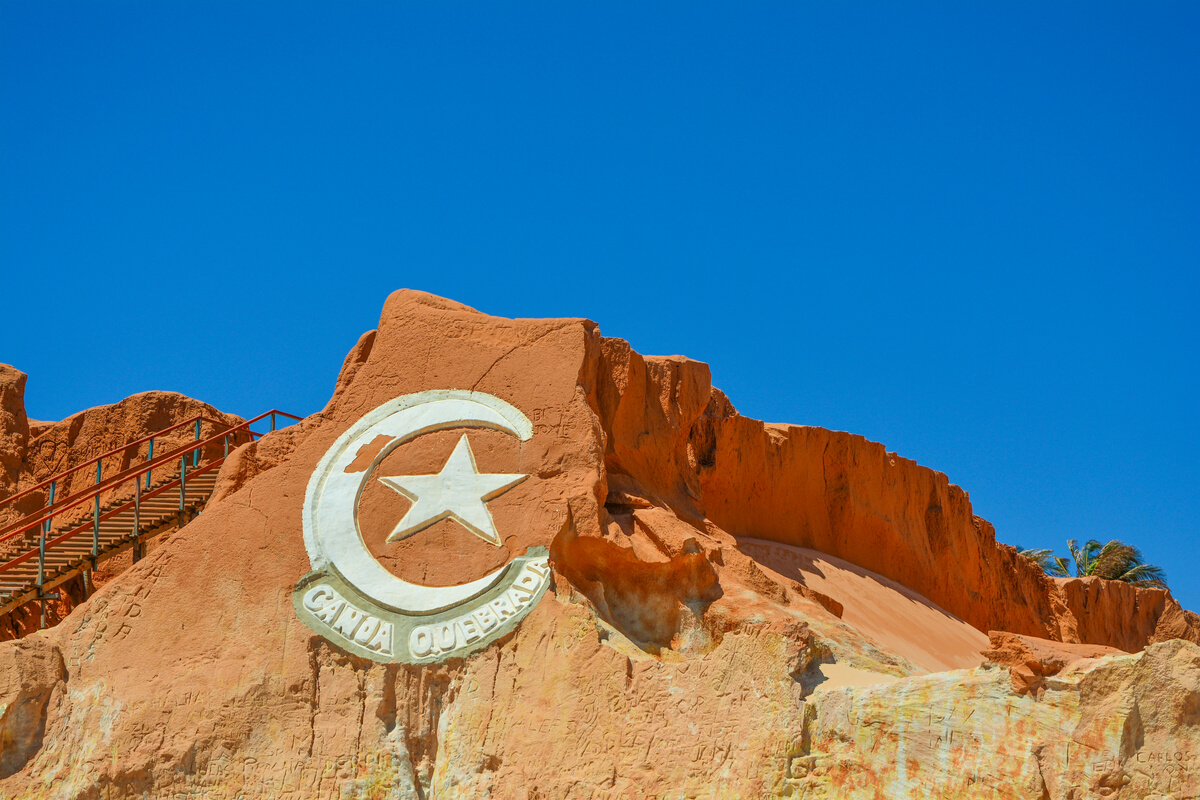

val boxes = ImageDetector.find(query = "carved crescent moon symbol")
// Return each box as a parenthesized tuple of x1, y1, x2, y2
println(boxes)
(302, 390, 534, 614)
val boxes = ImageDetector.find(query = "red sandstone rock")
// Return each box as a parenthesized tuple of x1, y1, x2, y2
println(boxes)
(20, 390, 241, 493)
(0, 366, 31, 523)
(1056, 575, 1200, 652)
(590, 335, 1198, 651)
(0, 290, 1194, 799)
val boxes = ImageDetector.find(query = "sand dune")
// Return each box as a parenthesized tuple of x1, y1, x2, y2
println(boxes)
(737, 538, 989, 673)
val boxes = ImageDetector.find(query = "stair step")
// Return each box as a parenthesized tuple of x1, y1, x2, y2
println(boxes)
(56, 537, 118, 544)
(56, 542, 130, 551)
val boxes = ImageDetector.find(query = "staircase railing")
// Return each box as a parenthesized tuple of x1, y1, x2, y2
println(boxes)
(0, 409, 303, 623)
(1, 413, 226, 518)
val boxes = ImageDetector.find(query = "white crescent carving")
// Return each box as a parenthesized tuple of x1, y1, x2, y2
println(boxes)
(302, 390, 534, 614)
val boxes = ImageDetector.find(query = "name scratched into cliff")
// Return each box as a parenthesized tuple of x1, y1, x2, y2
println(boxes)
(1136, 750, 1196, 768)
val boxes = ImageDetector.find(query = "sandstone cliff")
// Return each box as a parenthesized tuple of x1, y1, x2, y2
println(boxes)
(588, 339, 1198, 652)
(0, 292, 1193, 800)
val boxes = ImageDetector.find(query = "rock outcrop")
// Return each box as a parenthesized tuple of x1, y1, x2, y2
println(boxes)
(805, 638, 1200, 798)
(0, 290, 1194, 799)
(980, 630, 1124, 694)
(0, 367, 31, 525)
(590, 341, 1194, 650)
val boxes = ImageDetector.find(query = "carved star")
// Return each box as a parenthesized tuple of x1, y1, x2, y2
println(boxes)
(378, 434, 526, 547)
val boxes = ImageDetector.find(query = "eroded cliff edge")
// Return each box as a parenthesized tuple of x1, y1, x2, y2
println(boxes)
(586, 328, 1197, 654)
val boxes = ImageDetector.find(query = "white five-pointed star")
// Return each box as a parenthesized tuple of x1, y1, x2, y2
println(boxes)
(377, 434, 526, 547)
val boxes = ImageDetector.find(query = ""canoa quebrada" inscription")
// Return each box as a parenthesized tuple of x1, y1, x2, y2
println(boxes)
(296, 556, 551, 661)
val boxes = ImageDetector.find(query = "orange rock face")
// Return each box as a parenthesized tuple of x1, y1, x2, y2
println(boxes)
(0, 366, 31, 525)
(0, 291, 1194, 799)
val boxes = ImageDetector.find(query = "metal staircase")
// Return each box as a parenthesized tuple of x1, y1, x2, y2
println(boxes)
(0, 409, 302, 629)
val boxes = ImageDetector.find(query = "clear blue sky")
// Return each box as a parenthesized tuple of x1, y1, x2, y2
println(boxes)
(3, 4, 1197, 613)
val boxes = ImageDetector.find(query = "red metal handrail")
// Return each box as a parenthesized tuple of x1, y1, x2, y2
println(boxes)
(0, 415, 233, 537)
(0, 410, 303, 547)
(0, 413, 229, 513)
(0, 457, 230, 576)
(0, 420, 227, 543)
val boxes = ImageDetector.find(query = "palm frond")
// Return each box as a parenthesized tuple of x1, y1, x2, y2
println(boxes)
(1113, 562, 1168, 589)
(1011, 537, 1166, 588)
(1061, 537, 1168, 589)
(1067, 538, 1096, 576)
(1091, 540, 1141, 580)
(1017, 547, 1061, 575)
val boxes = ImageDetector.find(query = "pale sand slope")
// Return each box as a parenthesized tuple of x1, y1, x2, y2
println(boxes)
(815, 662, 902, 690)
(737, 538, 990, 673)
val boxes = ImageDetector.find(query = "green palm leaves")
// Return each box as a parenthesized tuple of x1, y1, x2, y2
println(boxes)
(1014, 547, 1060, 575)
(1016, 540, 1167, 589)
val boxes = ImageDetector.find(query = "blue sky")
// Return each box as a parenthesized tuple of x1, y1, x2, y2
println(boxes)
(3, 3, 1197, 612)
